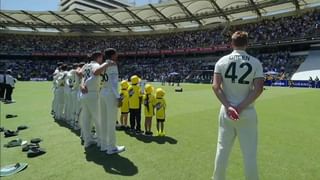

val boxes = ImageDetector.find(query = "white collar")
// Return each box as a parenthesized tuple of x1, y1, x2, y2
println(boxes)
(232, 50, 247, 54)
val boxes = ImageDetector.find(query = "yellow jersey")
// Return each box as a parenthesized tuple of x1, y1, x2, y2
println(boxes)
(155, 98, 166, 120)
(128, 84, 142, 109)
(143, 93, 155, 118)
(120, 89, 129, 113)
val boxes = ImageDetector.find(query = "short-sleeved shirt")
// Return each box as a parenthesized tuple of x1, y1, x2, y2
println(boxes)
(73, 70, 81, 90)
(100, 60, 120, 98)
(143, 93, 156, 117)
(52, 73, 58, 88)
(65, 70, 74, 91)
(155, 98, 166, 119)
(56, 71, 67, 87)
(128, 84, 141, 109)
(120, 89, 129, 113)
(214, 50, 264, 107)
(82, 61, 101, 92)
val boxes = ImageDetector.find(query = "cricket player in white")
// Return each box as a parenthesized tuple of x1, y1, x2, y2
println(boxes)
(64, 66, 74, 123)
(55, 64, 68, 121)
(99, 48, 125, 154)
(72, 63, 84, 130)
(51, 65, 60, 117)
(79, 51, 114, 148)
(212, 31, 264, 180)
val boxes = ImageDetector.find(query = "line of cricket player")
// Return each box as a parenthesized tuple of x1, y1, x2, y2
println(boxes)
(51, 49, 167, 155)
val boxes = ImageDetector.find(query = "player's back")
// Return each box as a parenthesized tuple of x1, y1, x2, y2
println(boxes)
(215, 50, 263, 107)
(56, 71, 67, 87)
(101, 60, 118, 91)
(73, 70, 81, 90)
(64, 70, 74, 91)
(82, 62, 100, 92)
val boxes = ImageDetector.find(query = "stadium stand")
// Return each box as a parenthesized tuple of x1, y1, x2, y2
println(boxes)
(0, 9, 319, 53)
(0, 0, 319, 86)
(291, 50, 320, 80)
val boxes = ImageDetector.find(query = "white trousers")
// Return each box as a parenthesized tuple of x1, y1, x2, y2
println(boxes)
(213, 106, 258, 180)
(99, 91, 118, 151)
(55, 87, 65, 120)
(79, 92, 101, 147)
(64, 90, 72, 122)
(71, 90, 80, 123)
(52, 88, 58, 114)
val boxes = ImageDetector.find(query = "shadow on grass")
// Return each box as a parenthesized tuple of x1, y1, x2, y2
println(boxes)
(124, 130, 178, 144)
(85, 147, 138, 176)
(54, 119, 81, 137)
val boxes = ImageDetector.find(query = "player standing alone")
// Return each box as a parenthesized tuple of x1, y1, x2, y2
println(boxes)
(212, 31, 264, 180)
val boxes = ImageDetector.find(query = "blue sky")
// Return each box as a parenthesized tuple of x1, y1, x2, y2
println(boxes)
(0, 0, 153, 11)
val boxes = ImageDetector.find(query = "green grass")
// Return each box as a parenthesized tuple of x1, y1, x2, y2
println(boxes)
(1, 82, 320, 180)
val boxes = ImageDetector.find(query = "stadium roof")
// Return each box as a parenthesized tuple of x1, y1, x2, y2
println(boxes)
(0, 0, 319, 33)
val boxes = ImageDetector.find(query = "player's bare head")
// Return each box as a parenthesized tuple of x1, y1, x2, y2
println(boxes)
(72, 63, 79, 69)
(78, 62, 85, 68)
(231, 31, 248, 49)
(57, 62, 63, 67)
(61, 64, 68, 71)
(90, 51, 103, 64)
(104, 48, 118, 61)
(67, 65, 73, 71)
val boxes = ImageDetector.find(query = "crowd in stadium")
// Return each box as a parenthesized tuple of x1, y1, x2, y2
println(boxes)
(1, 51, 305, 82)
(0, 10, 319, 54)
(0, 10, 318, 84)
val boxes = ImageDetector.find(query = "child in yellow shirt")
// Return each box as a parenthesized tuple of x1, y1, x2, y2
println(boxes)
(128, 75, 143, 133)
(119, 80, 129, 130)
(143, 84, 155, 136)
(155, 88, 166, 136)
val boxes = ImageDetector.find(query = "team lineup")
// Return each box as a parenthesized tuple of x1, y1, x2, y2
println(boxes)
(51, 48, 167, 155)
(50, 31, 264, 179)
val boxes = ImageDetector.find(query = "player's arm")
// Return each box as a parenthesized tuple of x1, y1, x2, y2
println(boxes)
(80, 79, 87, 94)
(110, 71, 121, 99)
(236, 78, 264, 114)
(79, 66, 87, 94)
(56, 73, 65, 86)
(212, 73, 239, 120)
(69, 72, 76, 88)
(65, 75, 71, 87)
(93, 61, 115, 76)
(152, 96, 156, 107)
(212, 73, 230, 108)
(76, 68, 83, 79)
